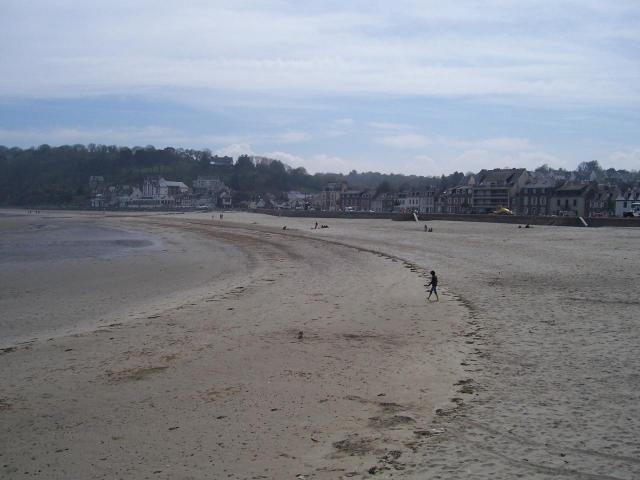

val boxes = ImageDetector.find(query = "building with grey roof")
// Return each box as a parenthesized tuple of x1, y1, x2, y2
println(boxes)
(549, 182, 595, 217)
(515, 174, 559, 216)
(472, 168, 529, 213)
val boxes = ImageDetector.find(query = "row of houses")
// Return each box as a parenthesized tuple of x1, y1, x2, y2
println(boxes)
(90, 175, 232, 209)
(316, 169, 640, 218)
(89, 169, 640, 217)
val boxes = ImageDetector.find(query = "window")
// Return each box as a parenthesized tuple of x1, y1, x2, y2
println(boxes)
(573, 199, 577, 207)
(557, 199, 561, 206)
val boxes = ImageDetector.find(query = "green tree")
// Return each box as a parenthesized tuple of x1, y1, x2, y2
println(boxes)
(375, 180, 393, 195)
(577, 160, 602, 179)
(231, 155, 257, 191)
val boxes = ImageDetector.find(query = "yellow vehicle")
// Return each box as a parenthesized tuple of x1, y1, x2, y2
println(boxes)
(491, 207, 514, 215)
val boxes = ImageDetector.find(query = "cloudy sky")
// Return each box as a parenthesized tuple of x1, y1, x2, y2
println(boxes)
(1, 1, 639, 175)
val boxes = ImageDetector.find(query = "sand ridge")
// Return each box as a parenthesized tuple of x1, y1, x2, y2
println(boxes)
(218, 212, 640, 479)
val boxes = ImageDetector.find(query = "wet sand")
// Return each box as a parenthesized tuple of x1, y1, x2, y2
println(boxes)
(2, 210, 639, 479)
(0, 213, 246, 346)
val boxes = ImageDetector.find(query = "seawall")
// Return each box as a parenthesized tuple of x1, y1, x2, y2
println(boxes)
(251, 209, 640, 227)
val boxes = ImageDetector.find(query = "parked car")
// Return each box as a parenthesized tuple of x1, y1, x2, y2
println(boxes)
(623, 202, 640, 217)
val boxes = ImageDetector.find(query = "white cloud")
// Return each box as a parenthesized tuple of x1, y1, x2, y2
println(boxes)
(274, 131, 311, 143)
(258, 142, 565, 176)
(333, 118, 354, 127)
(322, 118, 355, 138)
(405, 154, 440, 175)
(1, 1, 639, 104)
(606, 149, 640, 171)
(306, 154, 353, 174)
(216, 143, 254, 159)
(377, 134, 431, 149)
(263, 150, 351, 174)
(376, 134, 569, 174)
(211, 145, 353, 174)
(474, 137, 532, 150)
(453, 148, 565, 173)
(263, 151, 304, 166)
(368, 122, 415, 131)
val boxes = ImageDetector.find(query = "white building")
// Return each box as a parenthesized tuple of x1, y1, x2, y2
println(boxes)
(320, 182, 346, 211)
(193, 176, 225, 194)
(615, 188, 640, 217)
(396, 189, 436, 213)
(287, 191, 312, 209)
(140, 177, 190, 207)
(118, 188, 143, 208)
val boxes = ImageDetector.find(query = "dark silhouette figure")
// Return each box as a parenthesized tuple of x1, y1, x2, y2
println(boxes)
(427, 270, 439, 301)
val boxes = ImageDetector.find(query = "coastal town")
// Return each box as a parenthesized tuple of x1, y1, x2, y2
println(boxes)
(89, 159, 640, 218)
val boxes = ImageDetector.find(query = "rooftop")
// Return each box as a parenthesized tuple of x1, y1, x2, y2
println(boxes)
(160, 179, 188, 188)
(554, 182, 592, 195)
(476, 168, 527, 186)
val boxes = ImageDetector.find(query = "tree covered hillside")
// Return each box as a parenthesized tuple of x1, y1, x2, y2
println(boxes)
(0, 145, 313, 205)
(0, 144, 465, 206)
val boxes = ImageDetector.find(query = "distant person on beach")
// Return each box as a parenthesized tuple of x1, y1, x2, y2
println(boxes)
(427, 270, 439, 301)
(220, 213, 223, 220)
(314, 221, 318, 229)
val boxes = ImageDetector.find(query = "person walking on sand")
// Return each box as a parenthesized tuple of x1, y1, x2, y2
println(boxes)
(427, 270, 439, 301)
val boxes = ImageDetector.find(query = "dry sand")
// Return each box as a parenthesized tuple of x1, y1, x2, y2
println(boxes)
(1, 210, 639, 479)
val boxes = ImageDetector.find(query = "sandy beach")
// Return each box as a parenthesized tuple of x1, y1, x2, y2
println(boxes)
(1, 210, 639, 479)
